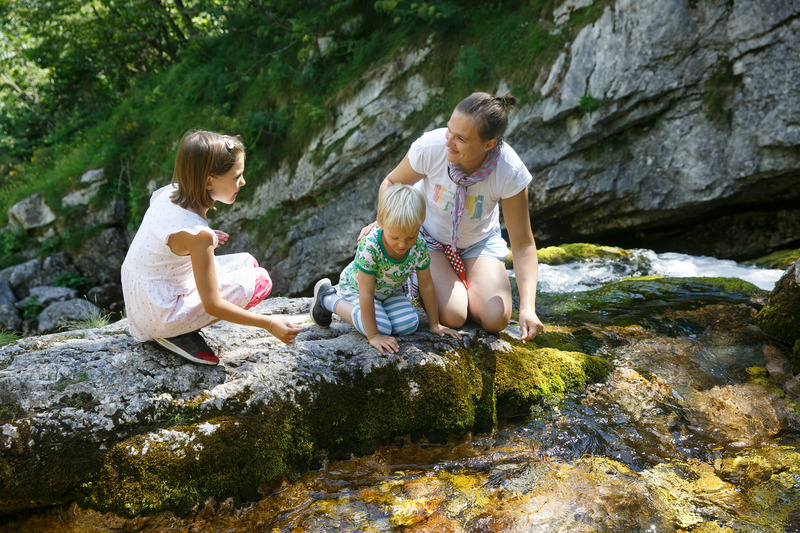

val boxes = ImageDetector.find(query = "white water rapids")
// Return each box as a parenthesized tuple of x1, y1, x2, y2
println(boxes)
(536, 249, 785, 293)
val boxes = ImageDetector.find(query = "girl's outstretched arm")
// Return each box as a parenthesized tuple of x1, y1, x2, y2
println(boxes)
(169, 229, 302, 344)
(416, 267, 462, 340)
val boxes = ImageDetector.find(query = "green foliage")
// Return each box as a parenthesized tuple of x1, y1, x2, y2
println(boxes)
(0, 331, 20, 347)
(374, 0, 459, 27)
(21, 295, 43, 321)
(53, 273, 95, 294)
(579, 94, 602, 112)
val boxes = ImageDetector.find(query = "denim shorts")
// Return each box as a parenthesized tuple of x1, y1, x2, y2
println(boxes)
(428, 227, 510, 263)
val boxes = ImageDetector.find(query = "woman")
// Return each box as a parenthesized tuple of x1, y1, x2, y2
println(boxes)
(363, 92, 544, 340)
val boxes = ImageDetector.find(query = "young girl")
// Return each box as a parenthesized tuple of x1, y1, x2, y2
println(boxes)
(310, 184, 461, 355)
(121, 130, 302, 365)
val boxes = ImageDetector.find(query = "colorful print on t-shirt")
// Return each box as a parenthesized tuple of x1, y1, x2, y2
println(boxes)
(431, 184, 484, 220)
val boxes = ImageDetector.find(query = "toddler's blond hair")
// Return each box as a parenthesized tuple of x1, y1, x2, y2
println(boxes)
(377, 184, 426, 234)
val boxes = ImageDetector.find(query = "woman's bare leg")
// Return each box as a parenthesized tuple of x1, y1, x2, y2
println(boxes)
(429, 250, 469, 329)
(464, 256, 512, 333)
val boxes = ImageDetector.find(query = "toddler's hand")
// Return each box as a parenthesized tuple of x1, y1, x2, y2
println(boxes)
(430, 323, 462, 340)
(368, 333, 399, 355)
(214, 230, 230, 247)
(270, 318, 303, 344)
(357, 221, 379, 241)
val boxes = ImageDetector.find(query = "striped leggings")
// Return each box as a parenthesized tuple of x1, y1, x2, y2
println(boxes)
(340, 290, 419, 336)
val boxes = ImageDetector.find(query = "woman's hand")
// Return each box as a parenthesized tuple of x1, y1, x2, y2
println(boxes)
(518, 308, 544, 341)
(430, 323, 462, 340)
(369, 333, 399, 355)
(269, 317, 303, 344)
(358, 221, 379, 241)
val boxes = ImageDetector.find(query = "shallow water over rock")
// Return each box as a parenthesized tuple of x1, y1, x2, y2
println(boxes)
(6, 254, 796, 532)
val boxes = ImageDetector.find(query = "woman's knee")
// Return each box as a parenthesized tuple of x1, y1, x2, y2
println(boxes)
(470, 295, 511, 332)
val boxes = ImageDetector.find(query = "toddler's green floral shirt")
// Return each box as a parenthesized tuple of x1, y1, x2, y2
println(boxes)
(339, 227, 430, 302)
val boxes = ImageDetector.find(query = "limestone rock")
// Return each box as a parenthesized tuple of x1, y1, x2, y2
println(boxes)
(755, 258, 800, 353)
(36, 298, 102, 334)
(0, 297, 606, 518)
(7, 193, 56, 230)
(0, 280, 21, 332)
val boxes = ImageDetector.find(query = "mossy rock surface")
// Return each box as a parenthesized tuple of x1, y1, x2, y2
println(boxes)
(537, 243, 630, 265)
(755, 260, 800, 349)
(0, 299, 610, 518)
(536, 276, 768, 331)
(748, 248, 800, 270)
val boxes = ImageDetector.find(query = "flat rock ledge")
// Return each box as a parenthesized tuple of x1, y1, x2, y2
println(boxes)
(0, 297, 608, 519)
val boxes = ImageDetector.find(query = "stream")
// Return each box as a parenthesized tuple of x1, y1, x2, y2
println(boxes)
(9, 251, 795, 532)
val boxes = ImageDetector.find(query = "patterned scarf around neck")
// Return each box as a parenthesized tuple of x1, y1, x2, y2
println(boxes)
(447, 144, 501, 251)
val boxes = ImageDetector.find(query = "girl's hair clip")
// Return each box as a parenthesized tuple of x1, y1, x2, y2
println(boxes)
(224, 137, 234, 151)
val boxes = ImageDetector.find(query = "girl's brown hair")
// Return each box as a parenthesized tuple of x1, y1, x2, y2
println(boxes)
(455, 92, 517, 142)
(171, 130, 245, 211)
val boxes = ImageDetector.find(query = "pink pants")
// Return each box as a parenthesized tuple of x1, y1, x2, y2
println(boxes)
(245, 260, 272, 309)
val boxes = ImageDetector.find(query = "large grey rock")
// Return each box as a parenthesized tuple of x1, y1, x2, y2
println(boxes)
(37, 298, 103, 334)
(16, 286, 77, 309)
(0, 280, 21, 332)
(0, 298, 525, 516)
(7, 193, 56, 230)
(0, 253, 76, 300)
(69, 227, 129, 285)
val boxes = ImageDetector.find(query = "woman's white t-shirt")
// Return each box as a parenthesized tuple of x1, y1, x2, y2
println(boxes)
(407, 128, 532, 249)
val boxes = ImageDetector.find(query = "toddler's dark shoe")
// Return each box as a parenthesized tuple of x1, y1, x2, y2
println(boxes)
(153, 330, 219, 365)
(311, 278, 336, 328)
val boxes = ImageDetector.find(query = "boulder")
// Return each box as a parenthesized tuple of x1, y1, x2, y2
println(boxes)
(755, 258, 800, 356)
(36, 298, 103, 334)
(7, 194, 56, 230)
(0, 281, 21, 332)
(0, 252, 77, 300)
(0, 297, 609, 518)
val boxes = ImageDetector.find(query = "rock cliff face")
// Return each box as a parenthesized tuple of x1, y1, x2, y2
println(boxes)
(212, 0, 800, 296)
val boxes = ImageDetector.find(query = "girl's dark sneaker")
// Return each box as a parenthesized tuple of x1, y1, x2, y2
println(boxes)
(311, 278, 335, 328)
(153, 331, 219, 365)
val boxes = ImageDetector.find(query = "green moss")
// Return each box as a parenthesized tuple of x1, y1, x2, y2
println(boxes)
(305, 347, 488, 456)
(81, 408, 303, 517)
(494, 340, 612, 416)
(755, 267, 800, 348)
(747, 249, 800, 270)
(522, 328, 603, 355)
(537, 243, 629, 265)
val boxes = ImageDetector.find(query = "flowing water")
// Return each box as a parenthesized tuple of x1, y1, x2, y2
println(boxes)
(9, 252, 795, 532)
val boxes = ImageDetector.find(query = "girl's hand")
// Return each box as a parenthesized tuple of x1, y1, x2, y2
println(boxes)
(214, 230, 230, 247)
(358, 221, 379, 241)
(518, 308, 544, 341)
(368, 333, 399, 355)
(269, 317, 303, 344)
(430, 323, 462, 340)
